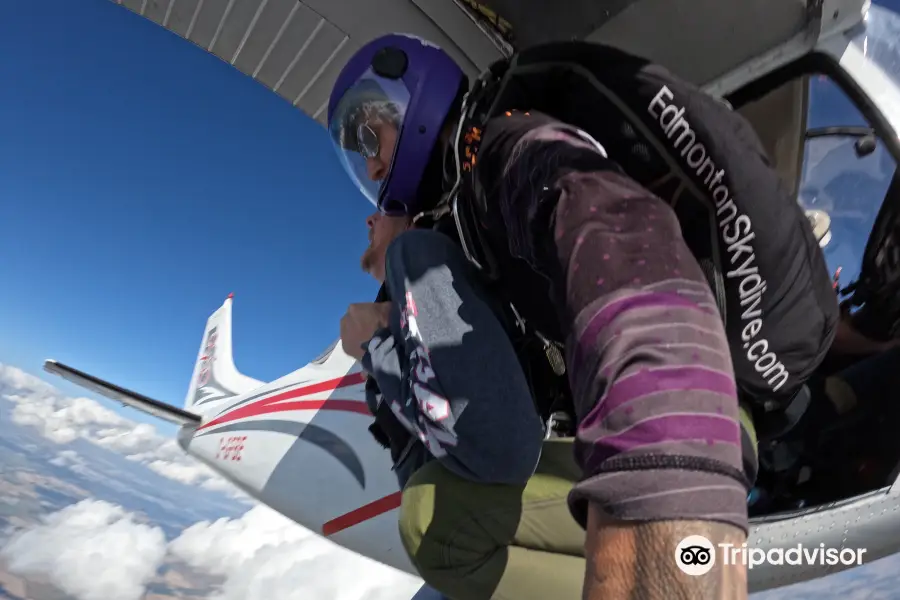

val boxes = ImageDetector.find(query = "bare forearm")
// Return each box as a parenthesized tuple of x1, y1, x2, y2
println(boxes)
(583, 503, 747, 600)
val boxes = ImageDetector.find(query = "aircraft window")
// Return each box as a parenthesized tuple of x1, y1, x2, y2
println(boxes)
(851, 1, 900, 94)
(798, 76, 897, 290)
(734, 71, 900, 517)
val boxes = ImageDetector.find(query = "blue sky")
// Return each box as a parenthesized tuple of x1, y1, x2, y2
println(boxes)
(0, 0, 892, 434)
(0, 0, 378, 432)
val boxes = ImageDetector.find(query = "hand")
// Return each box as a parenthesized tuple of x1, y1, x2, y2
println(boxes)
(340, 302, 392, 361)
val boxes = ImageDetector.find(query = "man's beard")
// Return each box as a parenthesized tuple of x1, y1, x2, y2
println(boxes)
(360, 243, 376, 274)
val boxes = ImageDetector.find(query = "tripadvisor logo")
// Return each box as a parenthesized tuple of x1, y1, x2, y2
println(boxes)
(675, 535, 716, 576)
(675, 535, 867, 576)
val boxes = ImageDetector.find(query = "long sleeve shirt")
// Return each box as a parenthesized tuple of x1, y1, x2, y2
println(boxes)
(362, 229, 545, 489)
(473, 109, 749, 532)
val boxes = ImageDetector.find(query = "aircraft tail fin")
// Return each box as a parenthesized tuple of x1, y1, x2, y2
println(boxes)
(43, 360, 200, 427)
(184, 293, 264, 412)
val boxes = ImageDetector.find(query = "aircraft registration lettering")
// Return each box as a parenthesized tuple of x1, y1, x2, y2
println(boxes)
(216, 435, 247, 461)
(197, 328, 218, 387)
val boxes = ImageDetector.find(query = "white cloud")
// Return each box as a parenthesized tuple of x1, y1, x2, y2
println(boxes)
(168, 505, 426, 600)
(0, 500, 167, 600)
(48, 449, 96, 477)
(0, 362, 246, 499)
(0, 364, 56, 395)
(1, 501, 426, 600)
(49, 450, 81, 467)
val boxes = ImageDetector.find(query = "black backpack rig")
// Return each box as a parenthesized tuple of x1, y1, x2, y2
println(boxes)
(411, 41, 740, 440)
(419, 41, 826, 486)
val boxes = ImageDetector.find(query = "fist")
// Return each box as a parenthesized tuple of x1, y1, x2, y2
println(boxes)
(340, 302, 392, 361)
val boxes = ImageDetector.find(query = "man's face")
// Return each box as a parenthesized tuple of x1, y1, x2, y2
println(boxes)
(357, 117, 406, 282)
(361, 210, 409, 283)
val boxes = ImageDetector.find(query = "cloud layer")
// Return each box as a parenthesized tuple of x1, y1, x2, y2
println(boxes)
(0, 499, 168, 600)
(1, 500, 425, 600)
(169, 505, 425, 600)
(0, 362, 427, 600)
(0, 363, 244, 498)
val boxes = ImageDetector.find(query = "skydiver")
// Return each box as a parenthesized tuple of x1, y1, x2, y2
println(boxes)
(331, 35, 837, 600)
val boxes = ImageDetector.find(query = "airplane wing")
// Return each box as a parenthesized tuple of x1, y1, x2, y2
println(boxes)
(43, 359, 201, 427)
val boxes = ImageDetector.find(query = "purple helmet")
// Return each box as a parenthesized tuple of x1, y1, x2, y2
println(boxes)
(328, 34, 467, 216)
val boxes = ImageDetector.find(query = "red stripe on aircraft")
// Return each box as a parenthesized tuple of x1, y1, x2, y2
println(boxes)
(198, 371, 368, 431)
(321, 492, 403, 536)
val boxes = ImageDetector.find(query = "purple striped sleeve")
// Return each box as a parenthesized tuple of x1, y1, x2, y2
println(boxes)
(478, 112, 748, 533)
(552, 169, 747, 532)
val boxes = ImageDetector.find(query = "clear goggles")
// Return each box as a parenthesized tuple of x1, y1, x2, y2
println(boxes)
(328, 69, 411, 214)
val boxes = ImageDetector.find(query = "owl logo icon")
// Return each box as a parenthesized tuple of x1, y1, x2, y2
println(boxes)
(676, 535, 716, 576)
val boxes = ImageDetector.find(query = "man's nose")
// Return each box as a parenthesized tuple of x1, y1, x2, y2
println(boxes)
(366, 156, 386, 181)
(366, 212, 378, 229)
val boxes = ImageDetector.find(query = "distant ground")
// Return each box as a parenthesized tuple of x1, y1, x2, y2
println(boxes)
(0, 384, 246, 536)
(0, 389, 237, 600)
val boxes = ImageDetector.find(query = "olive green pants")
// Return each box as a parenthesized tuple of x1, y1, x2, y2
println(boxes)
(398, 408, 759, 600)
(398, 438, 586, 600)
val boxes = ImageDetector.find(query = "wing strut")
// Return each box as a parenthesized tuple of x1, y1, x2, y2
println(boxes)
(43, 360, 201, 427)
